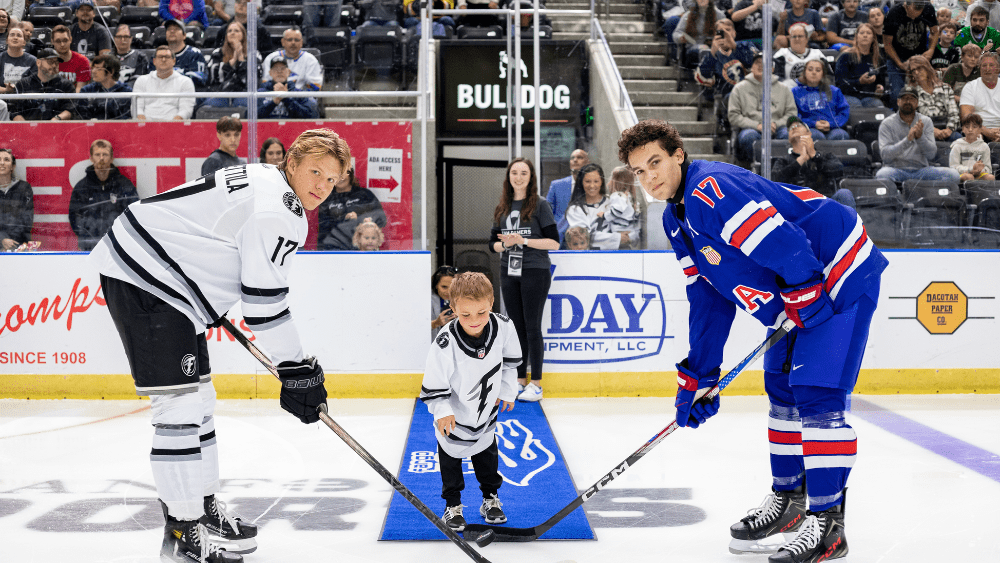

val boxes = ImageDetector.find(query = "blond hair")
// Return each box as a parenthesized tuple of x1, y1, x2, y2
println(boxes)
(281, 128, 352, 174)
(565, 225, 591, 248)
(352, 220, 384, 250)
(449, 272, 494, 304)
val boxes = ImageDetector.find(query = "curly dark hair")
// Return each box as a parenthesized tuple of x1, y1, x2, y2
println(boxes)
(617, 120, 685, 165)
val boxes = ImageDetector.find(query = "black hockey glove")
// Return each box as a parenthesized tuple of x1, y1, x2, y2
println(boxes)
(276, 356, 327, 424)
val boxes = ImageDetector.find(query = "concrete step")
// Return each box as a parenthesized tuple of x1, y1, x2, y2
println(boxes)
(555, 2, 646, 13)
(613, 53, 667, 66)
(608, 40, 668, 54)
(324, 106, 417, 119)
(624, 78, 675, 91)
(321, 94, 416, 107)
(692, 153, 734, 162)
(667, 120, 714, 135)
(618, 65, 680, 79)
(633, 105, 699, 120)
(551, 20, 655, 33)
(629, 90, 700, 105)
(554, 31, 655, 41)
(674, 137, 713, 153)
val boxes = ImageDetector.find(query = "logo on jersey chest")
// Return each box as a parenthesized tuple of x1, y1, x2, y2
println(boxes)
(477, 348, 486, 359)
(283, 192, 304, 217)
(181, 354, 197, 377)
(700, 246, 722, 265)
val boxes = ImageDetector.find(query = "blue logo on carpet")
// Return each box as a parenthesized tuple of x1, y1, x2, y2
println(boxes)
(380, 400, 595, 541)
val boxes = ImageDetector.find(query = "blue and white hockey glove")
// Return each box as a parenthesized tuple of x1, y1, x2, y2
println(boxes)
(277, 356, 327, 424)
(778, 276, 834, 330)
(675, 359, 720, 429)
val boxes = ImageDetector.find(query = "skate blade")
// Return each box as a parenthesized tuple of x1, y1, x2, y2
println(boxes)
(728, 536, 786, 555)
(210, 536, 258, 554)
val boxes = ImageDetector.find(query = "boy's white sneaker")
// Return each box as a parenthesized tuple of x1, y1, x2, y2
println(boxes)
(518, 382, 543, 402)
(516, 383, 525, 398)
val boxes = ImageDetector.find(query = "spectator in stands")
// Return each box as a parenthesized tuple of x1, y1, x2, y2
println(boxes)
(353, 219, 384, 251)
(605, 165, 642, 249)
(959, 50, 1000, 140)
(302, 0, 343, 31)
(10, 48, 74, 121)
(218, 0, 273, 54)
(563, 225, 590, 249)
(457, 0, 501, 29)
(835, 23, 887, 107)
(954, 5, 1000, 51)
(358, 0, 402, 27)
(0, 148, 34, 251)
(114, 24, 149, 87)
(775, 0, 826, 49)
(259, 137, 285, 165)
(161, 19, 206, 89)
(210, 0, 236, 25)
(565, 163, 629, 250)
(51, 25, 90, 93)
(546, 148, 588, 241)
(132, 45, 195, 120)
(404, 0, 456, 35)
(944, 43, 982, 102)
(950, 112, 996, 181)
(964, 0, 1000, 30)
(205, 21, 260, 108)
(1, 26, 35, 89)
(78, 54, 131, 120)
(867, 5, 885, 49)
(201, 116, 245, 176)
(673, 0, 725, 67)
(937, 7, 953, 28)
(695, 18, 757, 101)
(430, 265, 457, 339)
(159, 0, 210, 28)
(908, 54, 962, 140)
(774, 22, 828, 89)
(18, 21, 40, 58)
(729, 52, 797, 163)
(258, 56, 319, 118)
(931, 22, 961, 72)
(876, 85, 961, 182)
(730, 0, 776, 49)
(773, 117, 855, 207)
(70, 0, 112, 58)
(793, 59, 852, 140)
(263, 27, 323, 92)
(318, 166, 389, 250)
(68, 139, 139, 251)
(0, 9, 10, 53)
(826, 0, 868, 50)
(883, 0, 940, 106)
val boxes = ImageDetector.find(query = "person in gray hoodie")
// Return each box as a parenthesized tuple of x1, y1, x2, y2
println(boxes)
(728, 52, 799, 163)
(875, 85, 961, 183)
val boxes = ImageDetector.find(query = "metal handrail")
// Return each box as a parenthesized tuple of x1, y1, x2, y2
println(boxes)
(0, 91, 421, 100)
(591, 17, 638, 125)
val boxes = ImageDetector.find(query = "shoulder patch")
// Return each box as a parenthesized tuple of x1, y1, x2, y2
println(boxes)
(495, 312, 510, 323)
(436, 332, 450, 349)
(283, 191, 304, 217)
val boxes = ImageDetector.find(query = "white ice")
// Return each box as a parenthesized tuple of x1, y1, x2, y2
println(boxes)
(1, 395, 998, 563)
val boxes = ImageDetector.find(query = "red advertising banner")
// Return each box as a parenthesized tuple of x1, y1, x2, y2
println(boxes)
(0, 120, 413, 251)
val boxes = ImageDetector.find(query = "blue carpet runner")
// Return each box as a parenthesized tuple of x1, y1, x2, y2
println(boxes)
(379, 399, 595, 541)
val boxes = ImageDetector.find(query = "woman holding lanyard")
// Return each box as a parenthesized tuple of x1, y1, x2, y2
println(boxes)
(490, 158, 560, 402)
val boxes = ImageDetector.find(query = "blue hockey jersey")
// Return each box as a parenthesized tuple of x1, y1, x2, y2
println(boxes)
(665, 160, 888, 376)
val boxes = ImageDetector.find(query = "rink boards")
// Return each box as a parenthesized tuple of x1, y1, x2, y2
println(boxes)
(0, 249, 997, 398)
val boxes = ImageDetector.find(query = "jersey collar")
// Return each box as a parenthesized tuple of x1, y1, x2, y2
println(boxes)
(450, 315, 499, 360)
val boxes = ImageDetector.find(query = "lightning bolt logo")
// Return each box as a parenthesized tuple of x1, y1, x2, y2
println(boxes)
(468, 362, 501, 421)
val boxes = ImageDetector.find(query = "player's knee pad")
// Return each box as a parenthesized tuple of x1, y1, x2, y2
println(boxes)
(150, 392, 204, 427)
(791, 385, 848, 419)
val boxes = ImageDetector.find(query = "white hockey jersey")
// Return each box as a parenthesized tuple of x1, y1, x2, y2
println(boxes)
(90, 163, 307, 365)
(420, 314, 522, 459)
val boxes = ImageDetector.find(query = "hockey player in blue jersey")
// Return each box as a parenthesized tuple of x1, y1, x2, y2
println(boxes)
(618, 120, 887, 563)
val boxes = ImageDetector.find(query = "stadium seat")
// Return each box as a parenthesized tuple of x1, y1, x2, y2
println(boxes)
(129, 26, 152, 48)
(901, 180, 967, 246)
(933, 141, 953, 167)
(265, 25, 289, 45)
(32, 27, 52, 48)
(964, 180, 1000, 246)
(203, 26, 222, 49)
(870, 140, 881, 170)
(151, 26, 166, 46)
(196, 105, 248, 120)
(989, 142, 1000, 172)
(815, 139, 870, 175)
(355, 24, 402, 73)
(751, 140, 794, 175)
(119, 5, 161, 28)
(339, 5, 359, 29)
(263, 5, 306, 26)
(820, 49, 839, 65)
(848, 106, 890, 147)
(456, 25, 503, 39)
(838, 178, 905, 244)
(27, 6, 72, 27)
(186, 26, 205, 47)
(95, 5, 120, 27)
(311, 26, 352, 75)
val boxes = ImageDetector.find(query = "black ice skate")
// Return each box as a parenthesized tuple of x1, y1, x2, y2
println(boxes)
(443, 504, 466, 532)
(480, 494, 507, 524)
(200, 495, 258, 554)
(729, 486, 807, 554)
(768, 494, 848, 563)
(160, 500, 242, 563)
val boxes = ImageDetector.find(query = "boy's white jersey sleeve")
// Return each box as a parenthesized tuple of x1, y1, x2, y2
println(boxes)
(420, 337, 455, 421)
(499, 316, 523, 403)
(235, 209, 305, 365)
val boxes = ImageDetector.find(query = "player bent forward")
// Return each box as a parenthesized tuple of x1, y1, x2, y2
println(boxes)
(90, 129, 351, 563)
(618, 120, 886, 563)
(419, 272, 522, 531)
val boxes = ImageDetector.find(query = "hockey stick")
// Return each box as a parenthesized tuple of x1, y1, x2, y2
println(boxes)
(219, 318, 493, 563)
(463, 319, 797, 545)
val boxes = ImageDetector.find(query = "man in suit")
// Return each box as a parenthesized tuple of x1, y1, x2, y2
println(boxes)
(546, 148, 589, 241)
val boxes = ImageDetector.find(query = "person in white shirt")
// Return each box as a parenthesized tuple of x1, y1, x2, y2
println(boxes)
(262, 27, 323, 92)
(131, 45, 195, 120)
(959, 51, 1000, 141)
(564, 163, 630, 250)
(773, 22, 828, 90)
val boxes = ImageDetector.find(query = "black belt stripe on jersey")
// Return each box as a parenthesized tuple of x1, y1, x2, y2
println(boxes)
(503, 356, 522, 364)
(421, 385, 449, 394)
(241, 284, 289, 297)
(150, 447, 202, 457)
(107, 229, 196, 312)
(142, 174, 217, 204)
(123, 208, 220, 321)
(199, 431, 216, 442)
(244, 308, 290, 327)
(419, 391, 451, 403)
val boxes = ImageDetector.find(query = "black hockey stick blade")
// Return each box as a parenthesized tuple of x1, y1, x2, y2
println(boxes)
(464, 319, 796, 543)
(220, 318, 493, 563)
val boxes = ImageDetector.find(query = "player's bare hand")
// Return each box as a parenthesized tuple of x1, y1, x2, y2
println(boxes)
(497, 399, 514, 413)
(1, 238, 16, 250)
(436, 415, 456, 436)
(620, 232, 630, 244)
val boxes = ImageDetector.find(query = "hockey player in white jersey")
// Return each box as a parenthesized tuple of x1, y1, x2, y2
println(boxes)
(419, 272, 522, 532)
(90, 129, 352, 563)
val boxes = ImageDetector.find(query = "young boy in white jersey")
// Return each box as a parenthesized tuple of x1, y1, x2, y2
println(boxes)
(950, 112, 996, 181)
(419, 272, 522, 531)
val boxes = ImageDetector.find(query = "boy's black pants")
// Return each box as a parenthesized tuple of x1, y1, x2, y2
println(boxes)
(439, 439, 502, 507)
